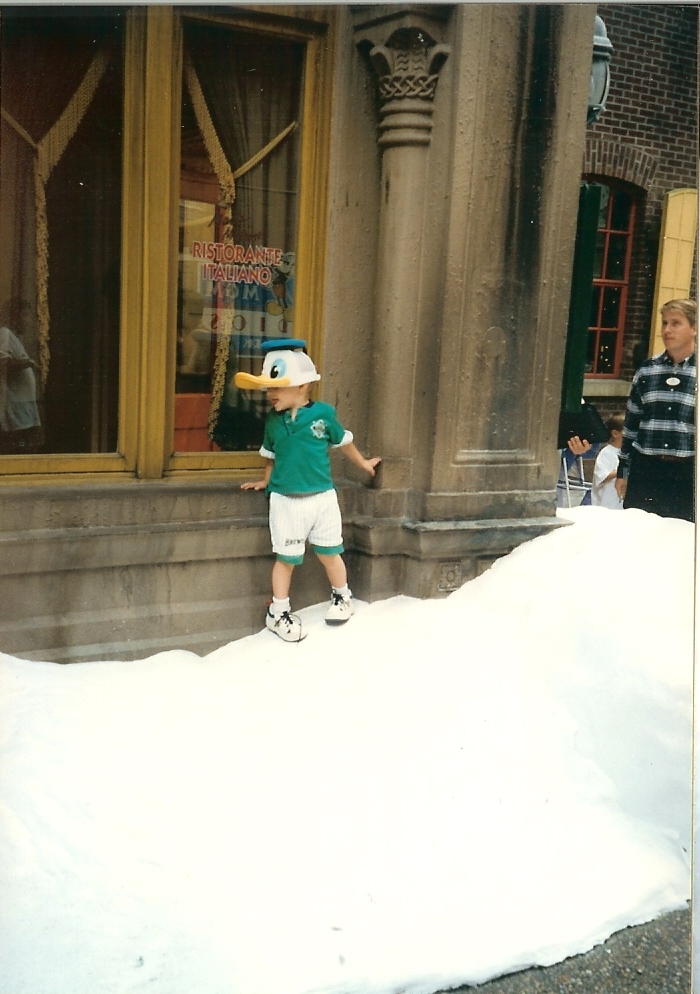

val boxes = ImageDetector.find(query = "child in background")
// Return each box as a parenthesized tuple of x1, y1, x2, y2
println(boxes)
(236, 340, 381, 643)
(591, 413, 624, 509)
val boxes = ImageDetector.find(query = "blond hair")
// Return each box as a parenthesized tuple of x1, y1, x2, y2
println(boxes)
(661, 299, 696, 328)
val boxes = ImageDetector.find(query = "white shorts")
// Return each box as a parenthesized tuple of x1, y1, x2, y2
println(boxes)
(269, 490, 344, 564)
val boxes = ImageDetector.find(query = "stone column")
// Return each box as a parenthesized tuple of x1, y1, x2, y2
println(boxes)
(344, 5, 595, 601)
(426, 5, 594, 523)
(353, 7, 450, 508)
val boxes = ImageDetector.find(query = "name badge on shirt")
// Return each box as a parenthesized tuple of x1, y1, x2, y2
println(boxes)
(666, 376, 681, 386)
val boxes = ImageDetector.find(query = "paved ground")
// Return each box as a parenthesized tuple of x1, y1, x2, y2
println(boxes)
(442, 906, 690, 994)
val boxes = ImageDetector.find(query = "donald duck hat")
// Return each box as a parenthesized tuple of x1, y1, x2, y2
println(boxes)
(234, 339, 320, 390)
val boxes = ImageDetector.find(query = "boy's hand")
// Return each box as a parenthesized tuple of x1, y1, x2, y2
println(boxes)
(614, 478, 627, 500)
(241, 479, 267, 491)
(339, 442, 381, 477)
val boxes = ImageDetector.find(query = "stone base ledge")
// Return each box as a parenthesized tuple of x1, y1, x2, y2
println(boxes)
(347, 513, 566, 558)
(0, 477, 268, 533)
(0, 516, 271, 577)
(345, 514, 568, 599)
(14, 629, 246, 665)
(341, 482, 559, 523)
(583, 379, 631, 397)
(0, 599, 256, 664)
(0, 480, 568, 660)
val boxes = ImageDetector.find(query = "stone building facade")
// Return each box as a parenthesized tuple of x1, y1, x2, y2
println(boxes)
(0, 4, 601, 660)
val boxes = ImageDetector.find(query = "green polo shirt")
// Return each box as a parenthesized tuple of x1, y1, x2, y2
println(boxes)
(260, 401, 349, 495)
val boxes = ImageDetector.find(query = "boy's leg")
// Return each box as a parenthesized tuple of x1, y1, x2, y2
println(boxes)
(316, 552, 354, 625)
(307, 492, 353, 625)
(271, 559, 295, 601)
(316, 552, 347, 590)
(266, 496, 306, 641)
(266, 559, 305, 642)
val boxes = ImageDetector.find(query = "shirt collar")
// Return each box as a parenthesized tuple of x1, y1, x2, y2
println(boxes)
(662, 350, 695, 367)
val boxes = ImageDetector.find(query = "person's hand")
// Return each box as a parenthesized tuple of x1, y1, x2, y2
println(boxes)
(615, 478, 627, 500)
(567, 435, 592, 456)
(362, 457, 382, 477)
(241, 479, 267, 491)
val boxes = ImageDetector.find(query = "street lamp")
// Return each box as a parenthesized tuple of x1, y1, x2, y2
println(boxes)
(588, 15, 612, 124)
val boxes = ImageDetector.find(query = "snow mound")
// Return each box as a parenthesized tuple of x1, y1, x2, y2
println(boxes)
(0, 506, 692, 994)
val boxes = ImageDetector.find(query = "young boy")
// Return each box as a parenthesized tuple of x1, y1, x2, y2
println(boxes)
(235, 340, 381, 642)
(591, 413, 624, 509)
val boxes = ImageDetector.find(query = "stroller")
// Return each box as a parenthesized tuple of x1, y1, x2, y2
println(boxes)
(556, 446, 592, 507)
(556, 402, 608, 508)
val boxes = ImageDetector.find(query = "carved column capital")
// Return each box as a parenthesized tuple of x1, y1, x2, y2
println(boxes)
(353, 6, 450, 147)
(369, 31, 449, 104)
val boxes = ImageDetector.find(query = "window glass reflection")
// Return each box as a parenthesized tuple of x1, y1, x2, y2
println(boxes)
(610, 188, 632, 231)
(175, 20, 304, 454)
(596, 332, 617, 374)
(0, 9, 123, 455)
(606, 234, 628, 280)
(601, 286, 621, 328)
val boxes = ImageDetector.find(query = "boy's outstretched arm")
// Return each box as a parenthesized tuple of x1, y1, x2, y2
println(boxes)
(339, 441, 381, 477)
(241, 458, 273, 491)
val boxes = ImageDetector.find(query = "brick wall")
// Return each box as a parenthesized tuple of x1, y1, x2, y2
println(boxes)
(585, 5, 697, 385)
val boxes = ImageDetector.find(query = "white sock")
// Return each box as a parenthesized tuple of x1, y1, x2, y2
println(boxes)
(271, 596, 291, 616)
(332, 585, 351, 599)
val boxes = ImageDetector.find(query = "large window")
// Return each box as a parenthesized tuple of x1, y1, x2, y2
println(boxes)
(585, 180, 637, 377)
(0, 6, 331, 477)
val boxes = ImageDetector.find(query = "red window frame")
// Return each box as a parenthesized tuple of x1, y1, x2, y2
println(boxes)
(585, 179, 637, 378)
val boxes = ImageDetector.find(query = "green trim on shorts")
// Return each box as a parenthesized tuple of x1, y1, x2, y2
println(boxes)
(312, 543, 344, 556)
(276, 552, 304, 565)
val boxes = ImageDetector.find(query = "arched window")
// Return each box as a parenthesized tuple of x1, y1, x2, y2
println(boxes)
(585, 179, 639, 377)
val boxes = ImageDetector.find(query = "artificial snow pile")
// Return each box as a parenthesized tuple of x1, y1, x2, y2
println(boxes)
(0, 506, 692, 994)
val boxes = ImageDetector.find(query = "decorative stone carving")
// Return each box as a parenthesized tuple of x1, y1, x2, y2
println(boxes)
(370, 30, 449, 103)
(353, 6, 450, 147)
(438, 560, 463, 592)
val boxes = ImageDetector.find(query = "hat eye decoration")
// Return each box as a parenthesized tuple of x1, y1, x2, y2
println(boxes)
(269, 358, 286, 380)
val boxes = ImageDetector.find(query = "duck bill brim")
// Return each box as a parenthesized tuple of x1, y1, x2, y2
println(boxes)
(234, 372, 292, 389)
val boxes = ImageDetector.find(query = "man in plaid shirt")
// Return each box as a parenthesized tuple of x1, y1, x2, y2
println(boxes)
(615, 299, 696, 522)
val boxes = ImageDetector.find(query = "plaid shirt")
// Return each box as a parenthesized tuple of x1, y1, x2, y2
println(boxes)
(618, 350, 696, 474)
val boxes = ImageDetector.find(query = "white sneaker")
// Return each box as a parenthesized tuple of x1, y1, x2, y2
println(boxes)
(325, 591, 354, 625)
(266, 608, 306, 642)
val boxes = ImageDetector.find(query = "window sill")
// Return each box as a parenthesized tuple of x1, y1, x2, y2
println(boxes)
(583, 378, 631, 397)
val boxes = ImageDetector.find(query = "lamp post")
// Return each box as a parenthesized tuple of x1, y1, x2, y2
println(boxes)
(588, 15, 613, 124)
